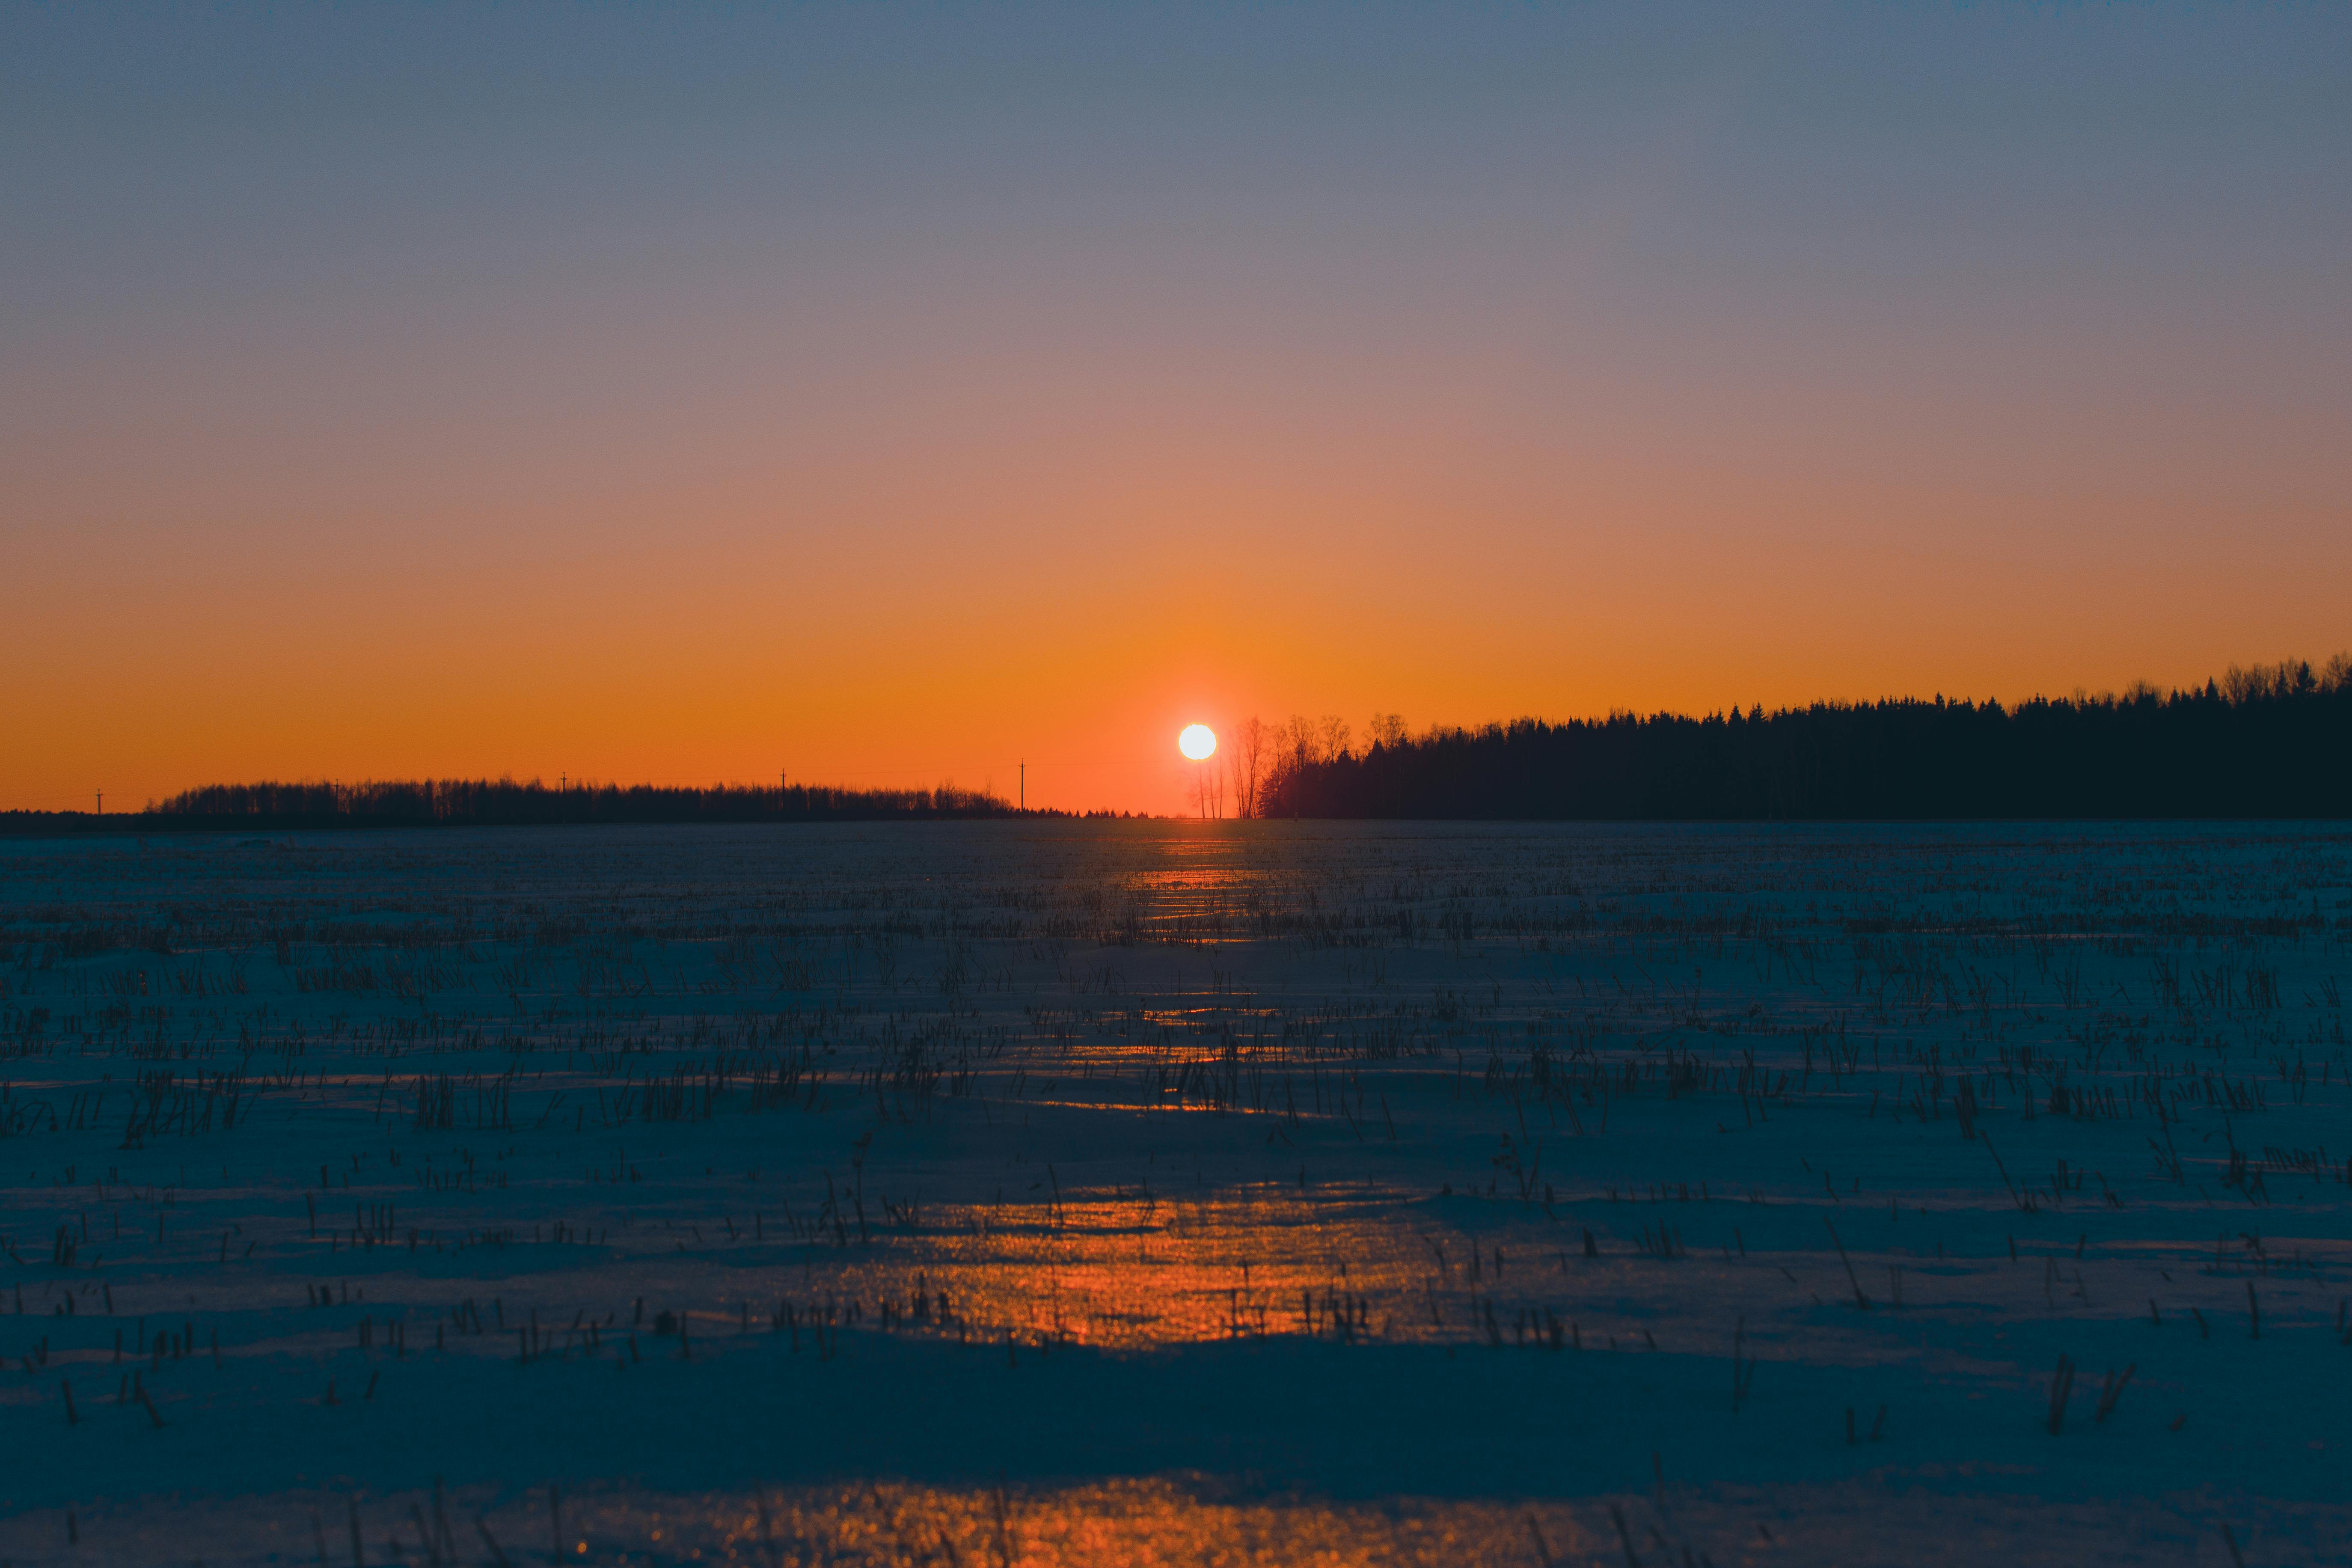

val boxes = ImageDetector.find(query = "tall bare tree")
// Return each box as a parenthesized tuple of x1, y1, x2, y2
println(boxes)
(1189, 759, 1226, 819)
(1227, 717, 1268, 817)
(1282, 714, 1319, 771)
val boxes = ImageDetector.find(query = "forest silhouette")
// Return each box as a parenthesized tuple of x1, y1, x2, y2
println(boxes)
(8, 656, 2347, 832)
(1249, 657, 2352, 820)
(1, 780, 1028, 834)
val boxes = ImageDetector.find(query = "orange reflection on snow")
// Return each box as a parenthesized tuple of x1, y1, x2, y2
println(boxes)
(746, 1188, 1560, 1351)
(741, 1481, 1601, 1568)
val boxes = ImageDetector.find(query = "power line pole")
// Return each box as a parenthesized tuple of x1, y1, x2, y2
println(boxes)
(1019, 761, 1025, 812)
(95, 789, 102, 816)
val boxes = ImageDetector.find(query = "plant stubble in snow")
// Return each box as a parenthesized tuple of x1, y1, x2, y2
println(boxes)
(0, 820, 2348, 1565)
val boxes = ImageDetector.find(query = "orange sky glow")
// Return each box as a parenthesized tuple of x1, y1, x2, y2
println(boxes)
(6, 6, 2346, 815)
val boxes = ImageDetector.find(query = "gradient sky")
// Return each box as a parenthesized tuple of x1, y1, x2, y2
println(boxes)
(7, 3, 2348, 814)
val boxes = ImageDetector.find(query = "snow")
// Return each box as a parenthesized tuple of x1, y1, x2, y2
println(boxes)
(2, 820, 2347, 1565)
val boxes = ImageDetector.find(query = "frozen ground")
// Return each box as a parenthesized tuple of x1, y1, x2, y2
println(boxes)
(1, 820, 2347, 1566)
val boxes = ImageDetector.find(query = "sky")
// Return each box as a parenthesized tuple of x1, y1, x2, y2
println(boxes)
(6, 3, 2348, 814)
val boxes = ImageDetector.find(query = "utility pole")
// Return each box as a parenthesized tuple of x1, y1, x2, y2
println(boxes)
(95, 789, 102, 816)
(1019, 762, 1025, 812)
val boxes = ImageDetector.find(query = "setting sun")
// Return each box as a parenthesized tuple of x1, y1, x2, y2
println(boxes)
(1178, 724, 1217, 761)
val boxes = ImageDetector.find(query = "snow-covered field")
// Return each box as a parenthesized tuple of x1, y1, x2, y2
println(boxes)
(2, 820, 2347, 1566)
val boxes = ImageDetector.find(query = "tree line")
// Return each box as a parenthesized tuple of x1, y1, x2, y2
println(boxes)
(1, 779, 1025, 834)
(1218, 657, 2352, 819)
(13, 656, 2346, 832)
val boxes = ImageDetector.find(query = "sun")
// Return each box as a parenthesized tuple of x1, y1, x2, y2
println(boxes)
(1178, 723, 1218, 761)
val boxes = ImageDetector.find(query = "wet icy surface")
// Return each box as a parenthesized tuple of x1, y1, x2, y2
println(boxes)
(2, 820, 2348, 1564)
